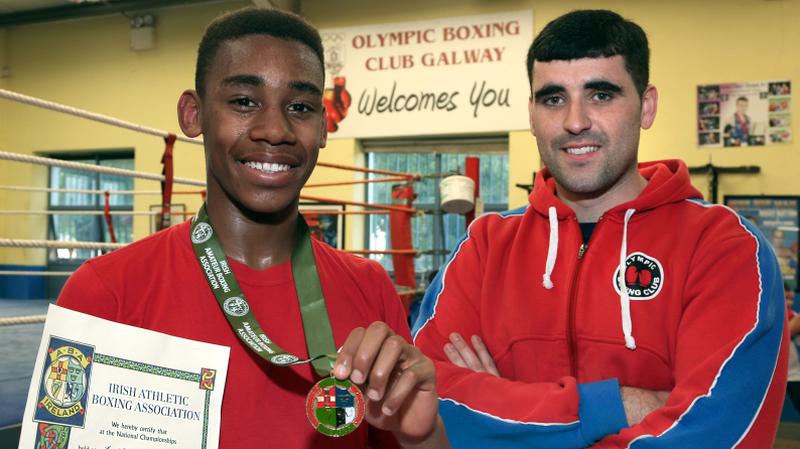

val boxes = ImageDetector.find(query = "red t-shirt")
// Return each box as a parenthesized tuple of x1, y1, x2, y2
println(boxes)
(57, 220, 409, 448)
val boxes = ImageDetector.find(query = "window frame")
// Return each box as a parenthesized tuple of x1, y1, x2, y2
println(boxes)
(45, 149, 135, 264)
(363, 141, 508, 284)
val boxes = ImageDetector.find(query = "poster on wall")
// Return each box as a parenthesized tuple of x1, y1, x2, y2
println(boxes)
(724, 195, 799, 289)
(320, 11, 533, 139)
(697, 80, 792, 148)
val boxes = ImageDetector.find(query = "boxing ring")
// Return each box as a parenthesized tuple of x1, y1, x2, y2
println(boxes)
(0, 87, 426, 316)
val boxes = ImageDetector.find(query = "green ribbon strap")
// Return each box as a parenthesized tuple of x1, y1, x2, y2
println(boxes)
(190, 204, 337, 377)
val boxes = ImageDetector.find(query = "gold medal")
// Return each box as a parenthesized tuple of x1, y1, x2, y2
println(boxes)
(305, 377, 365, 437)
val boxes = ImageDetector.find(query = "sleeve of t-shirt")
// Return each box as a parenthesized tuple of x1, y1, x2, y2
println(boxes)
(56, 260, 119, 321)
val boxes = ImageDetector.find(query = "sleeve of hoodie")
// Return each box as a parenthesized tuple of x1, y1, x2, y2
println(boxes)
(412, 214, 628, 449)
(592, 204, 787, 449)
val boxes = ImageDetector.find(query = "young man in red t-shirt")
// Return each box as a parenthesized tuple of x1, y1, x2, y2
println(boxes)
(58, 7, 448, 449)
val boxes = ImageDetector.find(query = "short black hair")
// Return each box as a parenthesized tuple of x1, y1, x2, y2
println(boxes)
(737, 96, 749, 103)
(527, 10, 650, 98)
(195, 7, 324, 97)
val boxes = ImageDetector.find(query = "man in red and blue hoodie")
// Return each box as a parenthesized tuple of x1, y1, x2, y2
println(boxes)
(413, 9, 787, 449)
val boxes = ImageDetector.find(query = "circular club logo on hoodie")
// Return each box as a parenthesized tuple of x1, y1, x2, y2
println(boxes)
(612, 252, 664, 300)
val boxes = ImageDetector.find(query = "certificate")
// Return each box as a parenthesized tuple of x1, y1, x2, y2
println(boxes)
(17, 305, 230, 449)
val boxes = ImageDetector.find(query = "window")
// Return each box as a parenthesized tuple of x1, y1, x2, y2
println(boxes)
(47, 152, 134, 261)
(365, 143, 508, 283)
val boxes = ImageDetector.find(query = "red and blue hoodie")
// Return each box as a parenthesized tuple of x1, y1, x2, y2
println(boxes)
(413, 160, 787, 448)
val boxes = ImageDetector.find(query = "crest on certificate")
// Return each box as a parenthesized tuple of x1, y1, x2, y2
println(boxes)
(34, 336, 95, 428)
(34, 422, 70, 449)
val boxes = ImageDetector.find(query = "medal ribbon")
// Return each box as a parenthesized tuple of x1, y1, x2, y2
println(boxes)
(190, 204, 337, 377)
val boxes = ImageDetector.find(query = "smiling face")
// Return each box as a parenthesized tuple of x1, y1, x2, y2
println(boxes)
(528, 55, 657, 202)
(179, 34, 327, 217)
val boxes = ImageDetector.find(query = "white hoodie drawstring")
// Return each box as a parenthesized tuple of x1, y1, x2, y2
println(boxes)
(542, 206, 558, 289)
(542, 205, 638, 350)
(618, 208, 637, 350)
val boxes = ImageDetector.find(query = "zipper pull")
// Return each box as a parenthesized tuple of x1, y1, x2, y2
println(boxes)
(578, 243, 587, 259)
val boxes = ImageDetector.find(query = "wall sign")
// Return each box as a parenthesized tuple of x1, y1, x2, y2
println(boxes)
(320, 11, 533, 138)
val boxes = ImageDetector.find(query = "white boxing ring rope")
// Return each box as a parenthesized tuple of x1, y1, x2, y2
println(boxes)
(0, 88, 422, 297)
(0, 87, 416, 184)
(0, 89, 160, 318)
(0, 88, 203, 146)
(0, 88, 416, 322)
(0, 150, 207, 187)
(0, 315, 47, 326)
(0, 239, 125, 250)
(0, 238, 111, 327)
(0, 210, 180, 216)
(0, 185, 192, 196)
(0, 185, 126, 195)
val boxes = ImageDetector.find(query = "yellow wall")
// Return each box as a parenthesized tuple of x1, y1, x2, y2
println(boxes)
(304, 0, 800, 208)
(1, 0, 798, 266)
(309, 137, 366, 249)
(0, 2, 247, 265)
(1, 26, 8, 156)
(1, 26, 8, 158)
(0, 27, 7, 89)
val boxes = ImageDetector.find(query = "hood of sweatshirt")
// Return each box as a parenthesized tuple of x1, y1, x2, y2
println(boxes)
(529, 159, 704, 221)
(528, 160, 703, 349)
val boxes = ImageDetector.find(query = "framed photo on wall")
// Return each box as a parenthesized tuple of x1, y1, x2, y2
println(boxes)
(697, 80, 792, 148)
(724, 195, 799, 289)
(299, 202, 345, 250)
